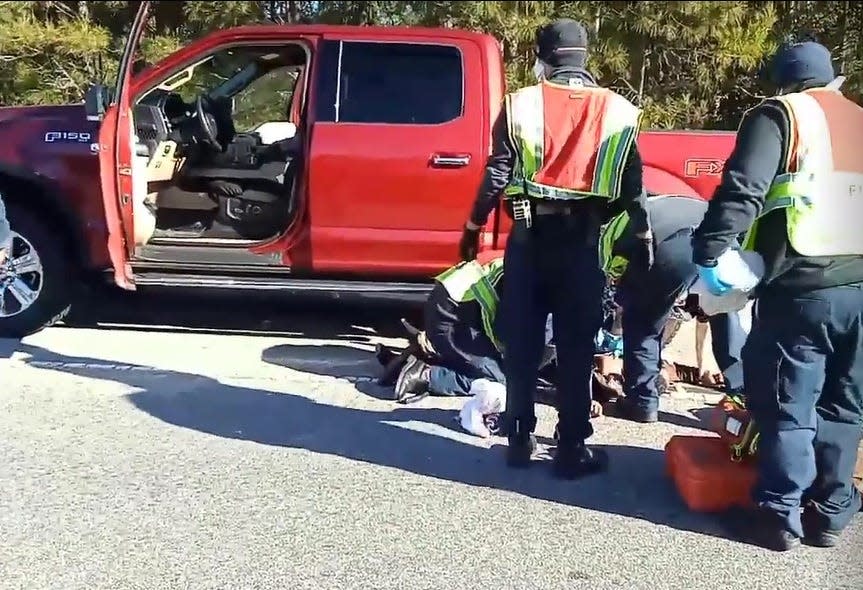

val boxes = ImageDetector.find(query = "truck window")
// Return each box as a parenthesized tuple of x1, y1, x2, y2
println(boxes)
(316, 41, 463, 125)
(140, 45, 306, 132)
(231, 66, 300, 131)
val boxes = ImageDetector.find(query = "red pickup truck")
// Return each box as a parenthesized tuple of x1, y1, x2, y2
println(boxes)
(0, 1, 735, 338)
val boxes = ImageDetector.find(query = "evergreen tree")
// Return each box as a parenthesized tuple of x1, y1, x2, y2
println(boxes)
(0, 1, 855, 130)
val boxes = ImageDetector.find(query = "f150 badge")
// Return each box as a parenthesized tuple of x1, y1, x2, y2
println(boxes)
(44, 131, 92, 143)
(685, 158, 724, 177)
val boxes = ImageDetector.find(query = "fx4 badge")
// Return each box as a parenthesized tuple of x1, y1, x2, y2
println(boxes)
(685, 159, 724, 177)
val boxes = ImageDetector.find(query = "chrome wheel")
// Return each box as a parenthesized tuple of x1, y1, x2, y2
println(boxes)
(0, 231, 44, 318)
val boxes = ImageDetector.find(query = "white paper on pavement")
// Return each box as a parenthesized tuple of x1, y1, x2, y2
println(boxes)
(459, 379, 506, 438)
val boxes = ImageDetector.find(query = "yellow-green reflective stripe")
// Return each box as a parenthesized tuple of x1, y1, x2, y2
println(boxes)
(507, 85, 544, 191)
(436, 259, 504, 350)
(436, 261, 486, 302)
(606, 255, 629, 279)
(469, 272, 502, 351)
(508, 180, 630, 202)
(599, 211, 631, 276)
(760, 171, 822, 217)
(593, 96, 642, 199)
(524, 181, 600, 200)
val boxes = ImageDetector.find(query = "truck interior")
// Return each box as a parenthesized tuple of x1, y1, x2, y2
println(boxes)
(130, 43, 309, 247)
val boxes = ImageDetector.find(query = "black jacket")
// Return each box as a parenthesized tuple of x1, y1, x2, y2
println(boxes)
(691, 97, 863, 294)
(468, 68, 648, 234)
(615, 195, 707, 256)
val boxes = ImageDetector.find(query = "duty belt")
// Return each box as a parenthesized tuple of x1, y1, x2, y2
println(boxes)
(510, 198, 580, 229)
(534, 202, 579, 216)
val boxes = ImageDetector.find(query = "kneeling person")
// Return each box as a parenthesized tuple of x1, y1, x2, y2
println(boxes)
(600, 193, 707, 422)
(395, 256, 506, 402)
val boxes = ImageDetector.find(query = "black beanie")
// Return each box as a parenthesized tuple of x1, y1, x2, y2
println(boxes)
(769, 41, 835, 90)
(535, 19, 589, 68)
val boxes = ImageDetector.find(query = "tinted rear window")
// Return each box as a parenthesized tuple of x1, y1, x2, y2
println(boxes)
(316, 41, 463, 125)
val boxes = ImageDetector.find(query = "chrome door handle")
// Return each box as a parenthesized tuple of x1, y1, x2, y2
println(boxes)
(431, 154, 471, 168)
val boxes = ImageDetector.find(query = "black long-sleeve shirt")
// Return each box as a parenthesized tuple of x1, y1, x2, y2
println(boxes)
(692, 99, 863, 293)
(468, 69, 648, 234)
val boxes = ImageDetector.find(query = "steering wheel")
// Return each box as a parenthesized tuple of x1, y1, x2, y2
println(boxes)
(195, 95, 222, 152)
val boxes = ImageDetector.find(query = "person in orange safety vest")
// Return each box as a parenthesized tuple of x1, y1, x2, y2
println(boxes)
(460, 19, 654, 478)
(692, 40, 863, 552)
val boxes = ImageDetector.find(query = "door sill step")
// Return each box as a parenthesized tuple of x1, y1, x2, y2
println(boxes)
(132, 272, 433, 299)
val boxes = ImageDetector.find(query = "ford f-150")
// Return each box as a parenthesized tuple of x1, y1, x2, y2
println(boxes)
(0, 1, 736, 337)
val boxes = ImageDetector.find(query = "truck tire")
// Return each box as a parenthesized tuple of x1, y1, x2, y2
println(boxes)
(0, 203, 76, 338)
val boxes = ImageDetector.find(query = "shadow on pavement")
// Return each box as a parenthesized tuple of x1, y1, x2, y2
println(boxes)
(658, 409, 708, 431)
(260, 343, 410, 401)
(60, 289, 419, 341)
(261, 343, 381, 379)
(11, 343, 728, 543)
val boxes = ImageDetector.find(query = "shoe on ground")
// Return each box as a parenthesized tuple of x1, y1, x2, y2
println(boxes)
(552, 443, 608, 480)
(721, 507, 801, 552)
(393, 355, 430, 402)
(801, 508, 843, 548)
(614, 395, 659, 423)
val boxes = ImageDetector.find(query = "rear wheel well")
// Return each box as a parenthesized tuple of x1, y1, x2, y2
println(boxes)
(0, 172, 87, 275)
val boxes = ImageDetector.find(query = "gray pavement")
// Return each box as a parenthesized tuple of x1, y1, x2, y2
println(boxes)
(0, 294, 860, 590)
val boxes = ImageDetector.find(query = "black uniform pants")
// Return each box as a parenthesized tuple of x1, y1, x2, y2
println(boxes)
(745, 283, 863, 537)
(500, 215, 605, 444)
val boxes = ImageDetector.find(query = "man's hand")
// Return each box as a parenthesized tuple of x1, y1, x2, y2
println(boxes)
(459, 221, 481, 261)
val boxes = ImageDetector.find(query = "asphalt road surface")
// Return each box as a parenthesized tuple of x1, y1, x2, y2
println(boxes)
(1, 292, 861, 590)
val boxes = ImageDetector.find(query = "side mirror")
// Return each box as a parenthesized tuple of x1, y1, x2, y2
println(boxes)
(84, 84, 113, 122)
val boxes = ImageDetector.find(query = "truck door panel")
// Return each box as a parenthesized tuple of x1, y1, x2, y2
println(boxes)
(307, 37, 485, 276)
(97, 0, 151, 288)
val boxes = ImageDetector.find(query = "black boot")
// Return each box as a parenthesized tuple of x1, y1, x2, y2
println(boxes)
(505, 418, 537, 468)
(375, 343, 398, 366)
(801, 509, 842, 548)
(614, 395, 658, 424)
(393, 355, 430, 403)
(506, 434, 537, 468)
(721, 507, 801, 552)
(800, 490, 861, 548)
(552, 442, 608, 480)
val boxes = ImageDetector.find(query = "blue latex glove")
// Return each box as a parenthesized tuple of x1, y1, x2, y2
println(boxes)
(697, 264, 733, 296)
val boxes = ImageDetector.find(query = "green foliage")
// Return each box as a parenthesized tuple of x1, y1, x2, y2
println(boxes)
(0, 1, 857, 130)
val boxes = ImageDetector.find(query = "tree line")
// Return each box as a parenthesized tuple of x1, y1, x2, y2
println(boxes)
(0, 1, 858, 130)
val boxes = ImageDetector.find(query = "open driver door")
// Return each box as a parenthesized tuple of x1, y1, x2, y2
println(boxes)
(86, 0, 151, 290)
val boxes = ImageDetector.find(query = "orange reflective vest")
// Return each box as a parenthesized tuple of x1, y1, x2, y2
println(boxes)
(504, 81, 642, 201)
(743, 88, 863, 257)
